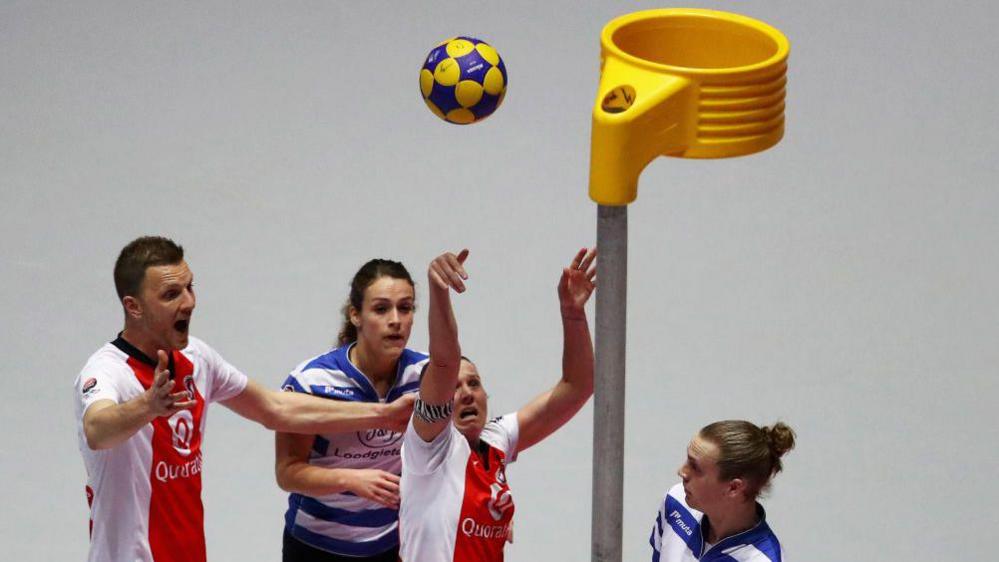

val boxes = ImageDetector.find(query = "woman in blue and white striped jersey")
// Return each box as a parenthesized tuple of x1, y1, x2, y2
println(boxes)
(650, 420, 796, 562)
(276, 258, 427, 562)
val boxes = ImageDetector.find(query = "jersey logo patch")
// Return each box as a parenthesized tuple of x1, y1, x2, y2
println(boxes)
(182, 375, 197, 401)
(82, 377, 98, 395)
(358, 428, 403, 449)
(168, 410, 195, 456)
(488, 482, 514, 521)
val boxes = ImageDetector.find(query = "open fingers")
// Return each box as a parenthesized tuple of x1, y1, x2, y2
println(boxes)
(152, 370, 174, 400)
(170, 389, 195, 402)
(152, 368, 168, 391)
(578, 247, 597, 274)
(169, 399, 197, 411)
(156, 350, 169, 371)
(154, 350, 171, 385)
(560, 266, 581, 287)
(156, 350, 171, 377)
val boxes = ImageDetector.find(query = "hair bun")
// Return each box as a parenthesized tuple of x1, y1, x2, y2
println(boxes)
(763, 422, 796, 459)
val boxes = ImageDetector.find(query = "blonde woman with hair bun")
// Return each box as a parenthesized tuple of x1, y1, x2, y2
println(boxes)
(650, 420, 796, 562)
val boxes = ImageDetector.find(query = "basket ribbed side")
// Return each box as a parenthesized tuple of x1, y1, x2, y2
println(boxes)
(696, 63, 787, 145)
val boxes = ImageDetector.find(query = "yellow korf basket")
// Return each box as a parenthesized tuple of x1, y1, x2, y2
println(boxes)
(589, 9, 790, 205)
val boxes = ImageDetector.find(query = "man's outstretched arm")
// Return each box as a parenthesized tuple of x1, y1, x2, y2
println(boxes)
(221, 380, 415, 434)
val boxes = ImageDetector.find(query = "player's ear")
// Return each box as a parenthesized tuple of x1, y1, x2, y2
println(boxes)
(122, 295, 143, 320)
(349, 306, 361, 328)
(726, 477, 747, 499)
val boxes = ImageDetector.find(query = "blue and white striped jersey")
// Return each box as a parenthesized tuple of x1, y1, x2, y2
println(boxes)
(281, 344, 428, 557)
(650, 483, 784, 562)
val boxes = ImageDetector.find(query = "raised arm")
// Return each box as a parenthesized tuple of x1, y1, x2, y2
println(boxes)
(83, 351, 196, 450)
(516, 247, 596, 453)
(221, 380, 415, 434)
(412, 249, 469, 443)
(275, 432, 401, 508)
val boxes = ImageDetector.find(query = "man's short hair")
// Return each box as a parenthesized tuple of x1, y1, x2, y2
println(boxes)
(114, 236, 184, 300)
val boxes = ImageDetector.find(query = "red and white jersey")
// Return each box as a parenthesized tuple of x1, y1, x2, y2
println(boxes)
(399, 413, 518, 562)
(73, 335, 248, 562)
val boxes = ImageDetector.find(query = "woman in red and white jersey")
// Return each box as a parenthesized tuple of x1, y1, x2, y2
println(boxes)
(399, 247, 596, 562)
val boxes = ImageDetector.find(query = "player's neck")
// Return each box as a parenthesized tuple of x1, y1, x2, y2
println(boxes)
(464, 433, 481, 450)
(703, 501, 758, 544)
(349, 341, 397, 392)
(460, 426, 483, 450)
(120, 326, 165, 361)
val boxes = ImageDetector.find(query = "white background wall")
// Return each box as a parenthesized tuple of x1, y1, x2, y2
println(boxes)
(2, 1, 997, 560)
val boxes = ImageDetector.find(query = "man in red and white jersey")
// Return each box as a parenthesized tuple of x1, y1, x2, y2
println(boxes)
(399, 247, 596, 562)
(74, 236, 415, 562)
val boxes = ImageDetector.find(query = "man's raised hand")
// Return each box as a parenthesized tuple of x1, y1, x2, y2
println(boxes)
(143, 350, 196, 417)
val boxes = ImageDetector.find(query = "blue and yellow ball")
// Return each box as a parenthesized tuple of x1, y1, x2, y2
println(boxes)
(420, 36, 507, 125)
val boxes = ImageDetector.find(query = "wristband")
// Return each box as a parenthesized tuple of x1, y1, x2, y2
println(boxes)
(414, 397, 454, 424)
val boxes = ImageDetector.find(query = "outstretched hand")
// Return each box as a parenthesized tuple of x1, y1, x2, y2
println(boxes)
(429, 249, 470, 293)
(143, 350, 196, 418)
(558, 247, 597, 317)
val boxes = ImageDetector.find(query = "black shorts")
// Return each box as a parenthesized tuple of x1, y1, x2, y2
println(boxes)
(282, 529, 399, 562)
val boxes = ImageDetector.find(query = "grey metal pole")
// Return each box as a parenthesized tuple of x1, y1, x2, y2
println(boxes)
(592, 204, 627, 562)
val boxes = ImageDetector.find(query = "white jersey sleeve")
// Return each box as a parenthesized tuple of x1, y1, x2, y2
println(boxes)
(402, 414, 458, 475)
(186, 337, 248, 403)
(479, 413, 520, 463)
(74, 352, 130, 421)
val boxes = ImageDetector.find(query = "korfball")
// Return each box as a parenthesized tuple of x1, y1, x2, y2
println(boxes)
(419, 36, 507, 124)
